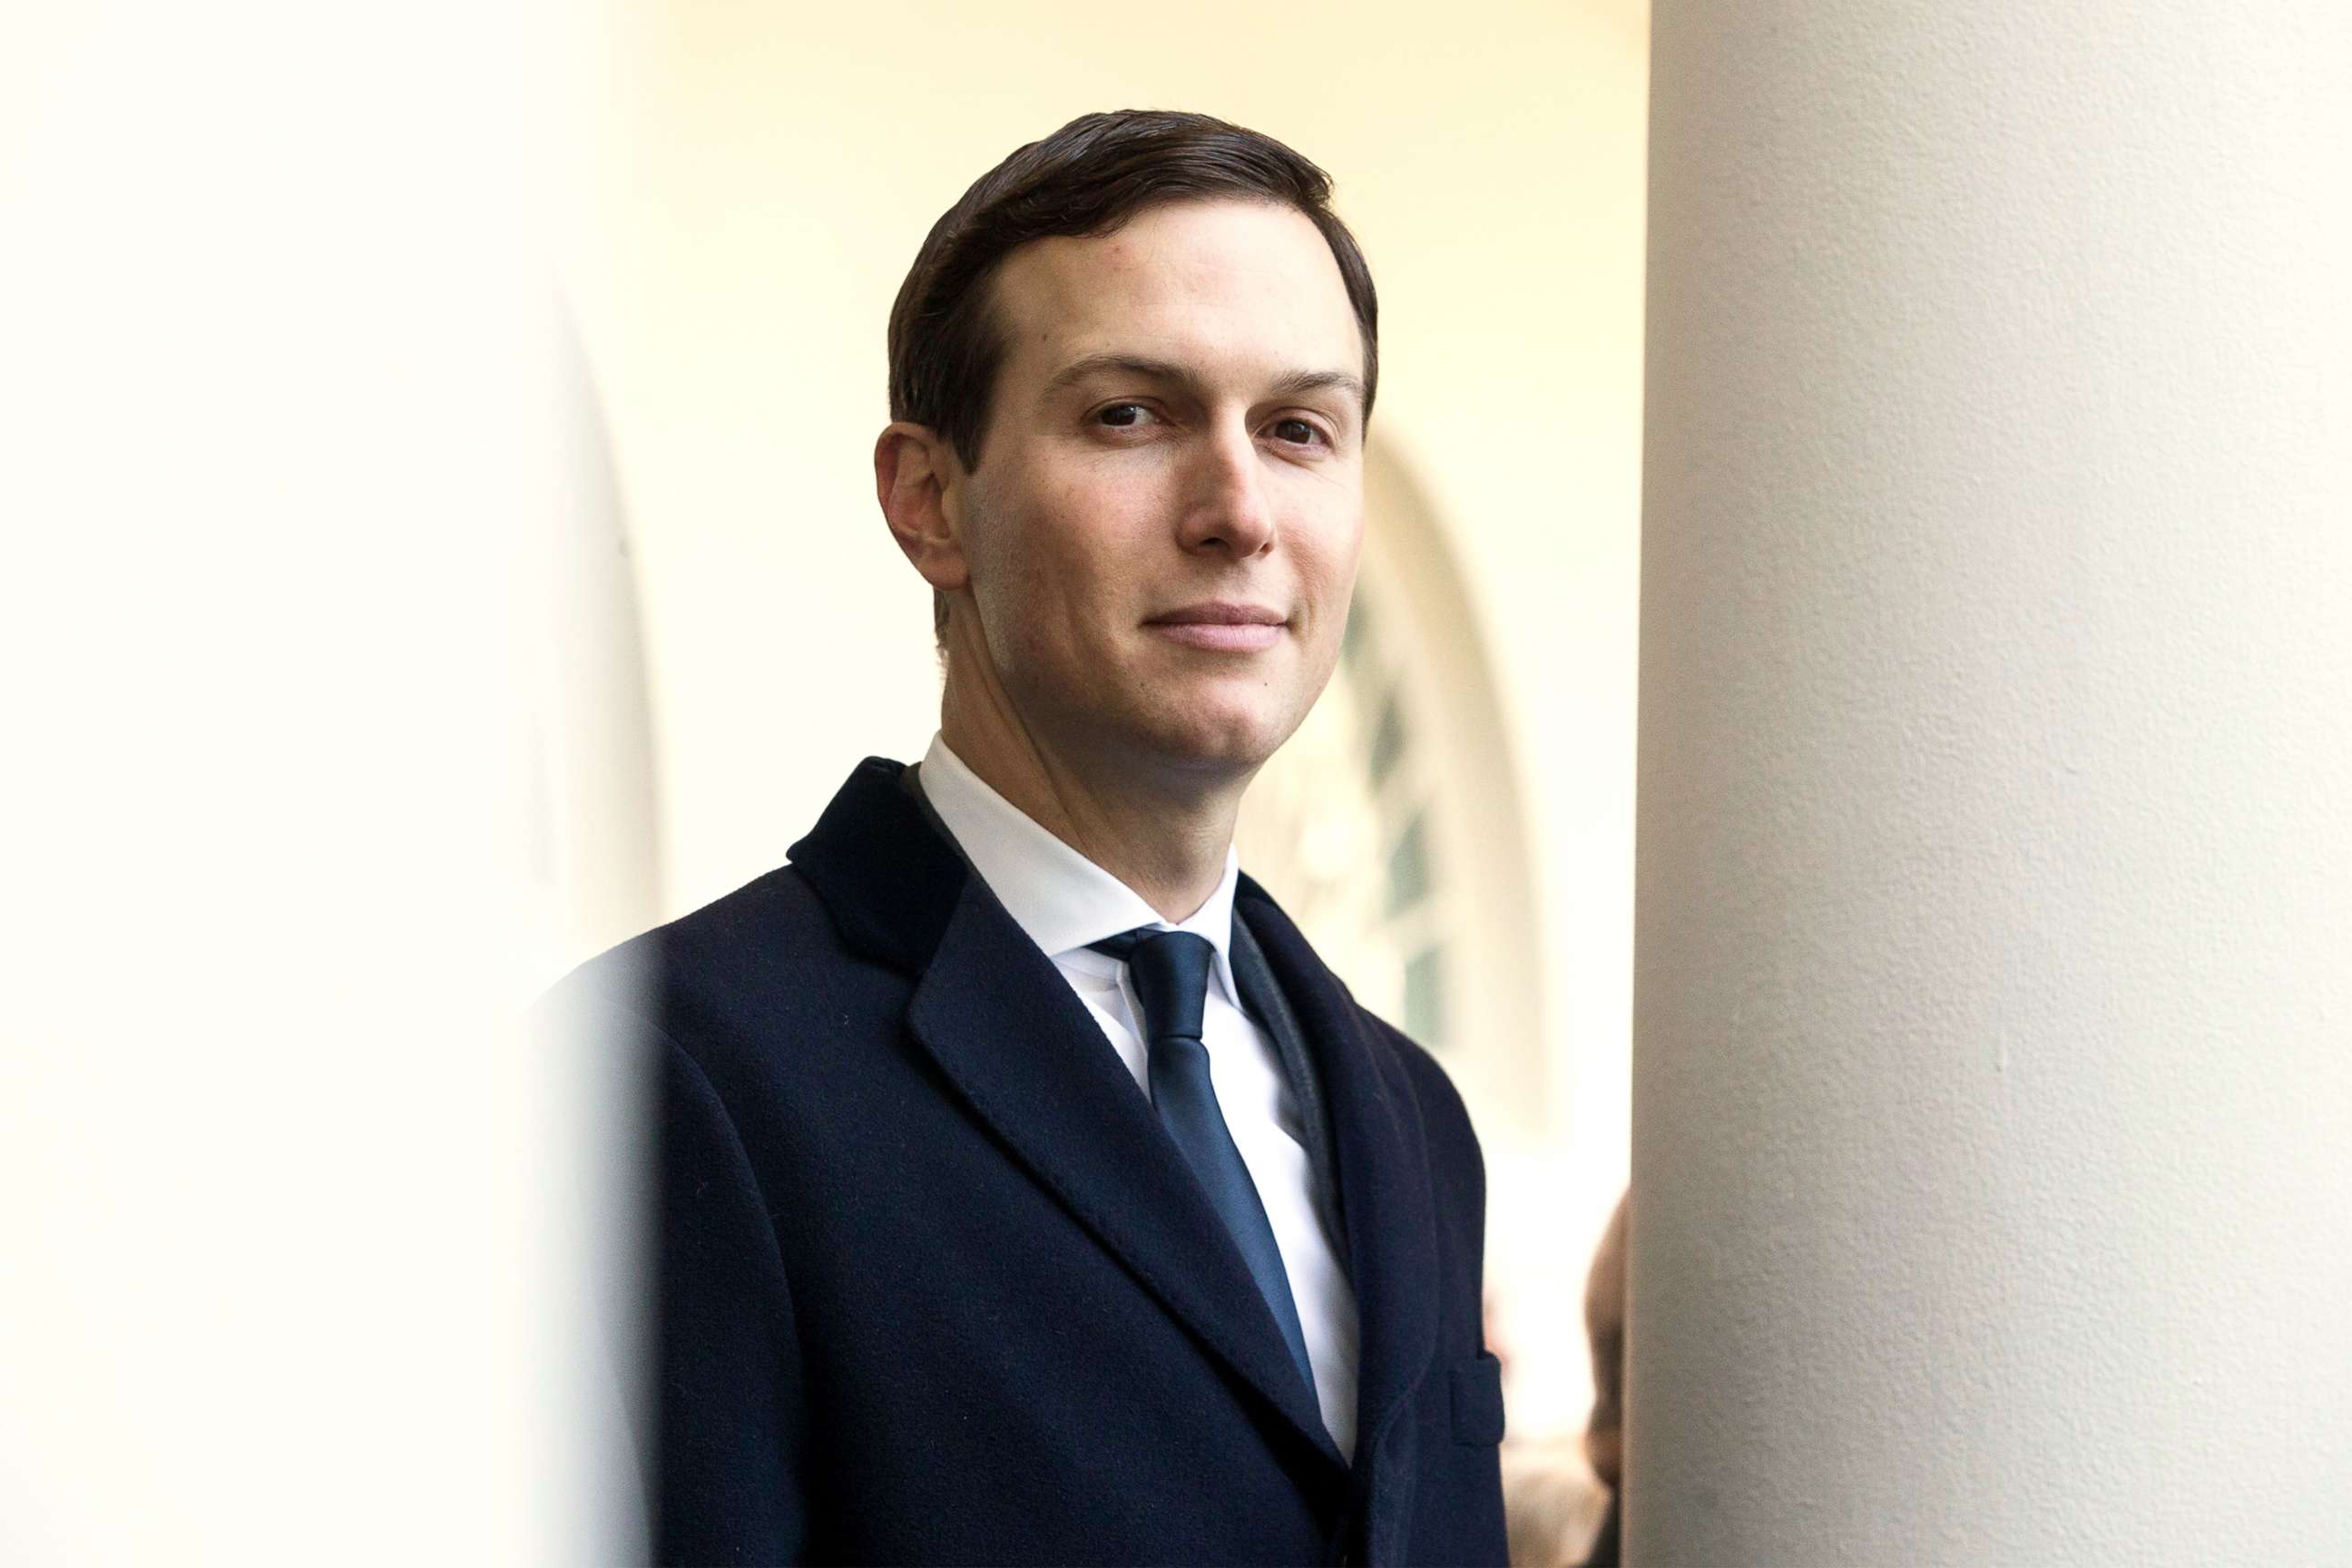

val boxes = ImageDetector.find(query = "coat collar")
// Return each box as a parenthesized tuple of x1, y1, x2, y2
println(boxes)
(787, 756, 967, 975)
(790, 759, 1444, 1516)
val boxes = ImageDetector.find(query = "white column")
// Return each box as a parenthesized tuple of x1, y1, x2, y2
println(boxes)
(1631, 2, 2352, 1563)
(1, 5, 646, 1561)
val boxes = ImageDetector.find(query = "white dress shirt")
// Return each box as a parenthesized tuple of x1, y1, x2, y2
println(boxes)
(917, 734, 1360, 1459)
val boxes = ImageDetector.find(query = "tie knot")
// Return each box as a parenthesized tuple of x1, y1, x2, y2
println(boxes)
(1090, 927, 1215, 1044)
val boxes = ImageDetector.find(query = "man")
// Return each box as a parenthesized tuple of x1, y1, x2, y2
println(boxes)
(552, 109, 1506, 1565)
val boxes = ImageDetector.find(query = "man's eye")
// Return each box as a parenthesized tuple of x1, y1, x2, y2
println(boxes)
(1095, 403, 1150, 428)
(1269, 417, 1324, 446)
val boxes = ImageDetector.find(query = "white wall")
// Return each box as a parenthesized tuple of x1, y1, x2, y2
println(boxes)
(568, 0, 1648, 1440)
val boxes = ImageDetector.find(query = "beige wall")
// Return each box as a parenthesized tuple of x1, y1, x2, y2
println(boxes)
(568, 0, 1646, 1441)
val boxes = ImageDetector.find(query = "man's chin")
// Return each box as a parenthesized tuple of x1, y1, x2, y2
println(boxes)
(1127, 703, 1304, 781)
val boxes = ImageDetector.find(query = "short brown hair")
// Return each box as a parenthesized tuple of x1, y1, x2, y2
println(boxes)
(890, 109, 1379, 467)
(887, 111, 1380, 644)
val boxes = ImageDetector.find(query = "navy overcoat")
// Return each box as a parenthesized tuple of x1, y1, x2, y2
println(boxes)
(550, 758, 1507, 1565)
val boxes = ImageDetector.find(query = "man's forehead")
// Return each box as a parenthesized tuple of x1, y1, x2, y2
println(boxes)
(988, 200, 1363, 387)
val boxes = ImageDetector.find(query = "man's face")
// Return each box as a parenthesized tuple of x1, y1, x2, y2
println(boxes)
(951, 197, 1367, 782)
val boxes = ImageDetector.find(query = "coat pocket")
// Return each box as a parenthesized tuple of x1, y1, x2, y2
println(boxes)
(1448, 1351, 1506, 1446)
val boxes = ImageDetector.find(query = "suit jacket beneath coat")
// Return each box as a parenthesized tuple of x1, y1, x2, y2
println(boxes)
(548, 757, 1508, 1565)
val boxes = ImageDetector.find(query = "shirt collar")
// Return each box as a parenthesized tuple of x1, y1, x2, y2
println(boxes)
(918, 733, 1243, 1005)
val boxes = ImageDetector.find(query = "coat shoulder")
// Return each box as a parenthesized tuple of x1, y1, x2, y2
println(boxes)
(546, 859, 813, 994)
(539, 859, 897, 1082)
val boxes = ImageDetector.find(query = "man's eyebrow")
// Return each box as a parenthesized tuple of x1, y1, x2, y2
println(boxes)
(1040, 353, 1195, 397)
(1265, 368, 1369, 411)
(1042, 353, 1367, 414)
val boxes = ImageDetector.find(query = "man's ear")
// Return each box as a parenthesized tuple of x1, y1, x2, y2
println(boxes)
(875, 422, 970, 593)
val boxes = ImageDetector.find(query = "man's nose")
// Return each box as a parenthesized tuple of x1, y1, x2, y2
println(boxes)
(1176, 424, 1276, 559)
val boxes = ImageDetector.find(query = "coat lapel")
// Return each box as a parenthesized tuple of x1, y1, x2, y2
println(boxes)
(1237, 876, 1442, 1554)
(1229, 916, 1345, 1269)
(790, 760, 1346, 1475)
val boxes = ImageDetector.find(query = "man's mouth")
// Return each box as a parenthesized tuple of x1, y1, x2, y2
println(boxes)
(1144, 602, 1287, 652)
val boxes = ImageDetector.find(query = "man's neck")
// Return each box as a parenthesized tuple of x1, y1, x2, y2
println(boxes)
(938, 680, 1244, 925)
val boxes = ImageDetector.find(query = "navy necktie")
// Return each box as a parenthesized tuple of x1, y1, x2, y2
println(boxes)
(1091, 926, 1318, 1398)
